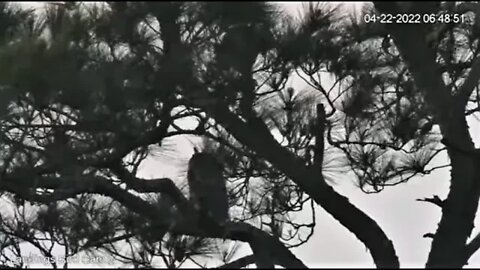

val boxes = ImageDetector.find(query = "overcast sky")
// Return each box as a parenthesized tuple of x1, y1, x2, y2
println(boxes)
(12, 1, 480, 268)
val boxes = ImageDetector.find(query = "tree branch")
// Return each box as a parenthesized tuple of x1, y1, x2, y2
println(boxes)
(465, 231, 480, 262)
(215, 255, 255, 269)
(374, 2, 480, 268)
(424, 233, 435, 239)
(109, 162, 191, 212)
(194, 97, 399, 267)
(108, 165, 302, 268)
(416, 195, 444, 208)
(0, 173, 306, 269)
(85, 106, 173, 168)
(456, 57, 480, 107)
(313, 104, 326, 173)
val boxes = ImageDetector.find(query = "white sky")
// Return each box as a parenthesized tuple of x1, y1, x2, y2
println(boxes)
(9, 1, 480, 268)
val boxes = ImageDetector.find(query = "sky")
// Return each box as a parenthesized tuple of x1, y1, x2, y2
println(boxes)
(9, 1, 480, 268)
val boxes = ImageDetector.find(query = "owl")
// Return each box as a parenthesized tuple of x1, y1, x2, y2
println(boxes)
(187, 150, 230, 224)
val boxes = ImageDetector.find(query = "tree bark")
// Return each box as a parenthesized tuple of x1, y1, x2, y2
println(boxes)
(374, 2, 480, 268)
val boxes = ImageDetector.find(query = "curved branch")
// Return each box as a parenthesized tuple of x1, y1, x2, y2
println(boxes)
(198, 99, 399, 267)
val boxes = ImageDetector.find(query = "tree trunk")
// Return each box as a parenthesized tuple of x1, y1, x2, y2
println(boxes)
(374, 2, 480, 267)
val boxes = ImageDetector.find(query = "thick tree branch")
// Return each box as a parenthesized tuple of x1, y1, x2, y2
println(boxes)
(374, 2, 480, 268)
(109, 162, 191, 212)
(193, 97, 399, 267)
(465, 231, 480, 262)
(456, 58, 480, 107)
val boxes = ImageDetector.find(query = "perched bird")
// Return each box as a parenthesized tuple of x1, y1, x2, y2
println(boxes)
(187, 149, 229, 224)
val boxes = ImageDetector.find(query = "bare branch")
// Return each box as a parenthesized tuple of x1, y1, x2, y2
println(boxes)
(424, 233, 435, 239)
(416, 195, 444, 208)
(465, 231, 480, 262)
